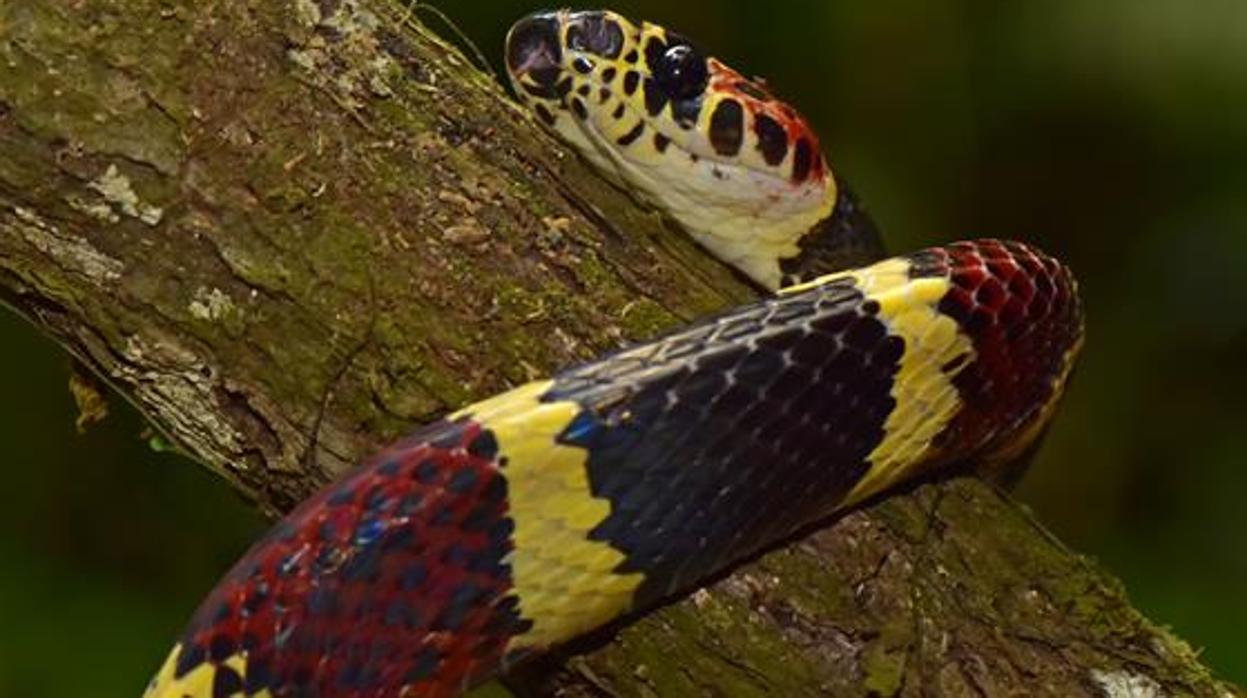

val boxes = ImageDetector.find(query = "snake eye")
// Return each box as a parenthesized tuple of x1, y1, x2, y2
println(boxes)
(653, 43, 709, 101)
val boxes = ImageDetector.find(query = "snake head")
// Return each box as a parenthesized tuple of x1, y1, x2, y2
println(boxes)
(506, 10, 841, 289)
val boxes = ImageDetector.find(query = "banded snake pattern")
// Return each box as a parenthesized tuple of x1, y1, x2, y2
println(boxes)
(145, 9, 1084, 698)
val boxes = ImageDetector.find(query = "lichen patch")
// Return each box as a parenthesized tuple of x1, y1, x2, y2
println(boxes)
(11, 205, 123, 282)
(88, 164, 164, 226)
(119, 333, 246, 469)
(1090, 669, 1163, 698)
(188, 286, 238, 321)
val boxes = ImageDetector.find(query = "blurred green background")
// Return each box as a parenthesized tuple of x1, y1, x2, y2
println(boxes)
(3, 0, 1245, 694)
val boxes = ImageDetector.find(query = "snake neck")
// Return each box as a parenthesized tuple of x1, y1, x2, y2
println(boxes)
(777, 184, 887, 288)
(680, 180, 887, 292)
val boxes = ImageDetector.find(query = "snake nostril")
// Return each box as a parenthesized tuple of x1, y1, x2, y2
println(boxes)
(506, 13, 563, 86)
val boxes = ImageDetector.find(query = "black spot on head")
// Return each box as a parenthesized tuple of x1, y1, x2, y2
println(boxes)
(623, 70, 640, 96)
(709, 99, 744, 156)
(598, 87, 611, 104)
(576, 83, 591, 97)
(535, 102, 556, 126)
(612, 103, 626, 119)
(554, 77, 573, 100)
(643, 77, 667, 117)
(624, 49, 639, 63)
(519, 80, 556, 99)
(601, 67, 617, 82)
(654, 132, 671, 153)
(566, 11, 624, 58)
(754, 114, 788, 166)
(571, 98, 589, 120)
(792, 137, 813, 182)
(616, 121, 645, 146)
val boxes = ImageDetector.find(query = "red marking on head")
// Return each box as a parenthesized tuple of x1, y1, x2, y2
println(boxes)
(707, 58, 827, 184)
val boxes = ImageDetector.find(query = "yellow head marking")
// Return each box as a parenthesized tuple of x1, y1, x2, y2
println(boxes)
(505, 9, 837, 289)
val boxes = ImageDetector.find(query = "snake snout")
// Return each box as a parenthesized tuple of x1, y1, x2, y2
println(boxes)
(506, 12, 563, 87)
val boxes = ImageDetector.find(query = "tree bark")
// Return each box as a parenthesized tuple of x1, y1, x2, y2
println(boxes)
(0, 1, 1236, 696)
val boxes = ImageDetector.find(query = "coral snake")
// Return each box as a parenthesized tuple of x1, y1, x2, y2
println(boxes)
(145, 9, 1084, 697)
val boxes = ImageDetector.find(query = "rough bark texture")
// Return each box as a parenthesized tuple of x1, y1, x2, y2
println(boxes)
(0, 1, 1237, 696)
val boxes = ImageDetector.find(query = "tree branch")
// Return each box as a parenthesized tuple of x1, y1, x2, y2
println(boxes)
(0, 1, 1235, 695)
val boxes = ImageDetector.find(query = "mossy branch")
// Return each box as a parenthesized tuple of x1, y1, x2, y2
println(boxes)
(0, 1, 1235, 695)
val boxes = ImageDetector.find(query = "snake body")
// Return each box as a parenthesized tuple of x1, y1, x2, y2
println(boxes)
(146, 10, 1084, 698)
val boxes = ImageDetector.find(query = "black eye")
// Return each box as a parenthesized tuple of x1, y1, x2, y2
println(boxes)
(654, 43, 708, 100)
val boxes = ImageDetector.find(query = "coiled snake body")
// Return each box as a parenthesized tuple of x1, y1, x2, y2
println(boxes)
(146, 10, 1084, 697)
